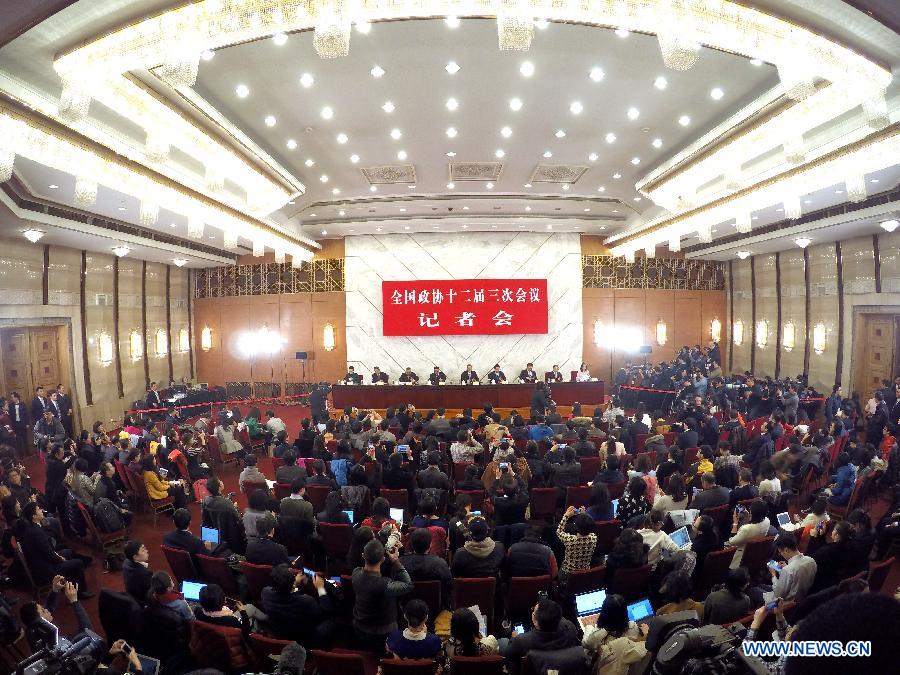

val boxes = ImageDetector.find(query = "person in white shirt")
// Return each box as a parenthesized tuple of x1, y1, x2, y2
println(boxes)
(758, 461, 782, 498)
(603, 398, 624, 425)
(264, 410, 287, 436)
(576, 362, 591, 382)
(725, 500, 771, 568)
(769, 532, 817, 602)
(637, 512, 679, 569)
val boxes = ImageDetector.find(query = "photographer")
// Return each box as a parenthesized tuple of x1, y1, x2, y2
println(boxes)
(352, 538, 413, 653)
(21, 575, 94, 652)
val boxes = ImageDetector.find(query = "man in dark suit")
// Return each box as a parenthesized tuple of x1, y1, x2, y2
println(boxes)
(279, 478, 315, 525)
(398, 367, 419, 384)
(30, 385, 48, 425)
(246, 514, 290, 566)
(690, 473, 731, 511)
(18, 502, 92, 598)
(342, 367, 363, 385)
(519, 363, 538, 383)
(34, 410, 65, 450)
(371, 367, 389, 384)
(8, 391, 30, 457)
(487, 364, 507, 383)
(460, 364, 479, 384)
(54, 385, 73, 438)
(426, 407, 452, 440)
(145, 382, 163, 420)
(163, 508, 217, 562)
(428, 366, 447, 386)
(309, 384, 329, 423)
(123, 539, 152, 602)
(545, 365, 564, 383)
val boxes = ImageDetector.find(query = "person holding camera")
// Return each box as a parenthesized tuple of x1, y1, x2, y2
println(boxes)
(352, 538, 413, 653)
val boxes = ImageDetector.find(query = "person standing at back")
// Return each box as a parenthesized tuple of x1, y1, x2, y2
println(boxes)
(352, 538, 414, 653)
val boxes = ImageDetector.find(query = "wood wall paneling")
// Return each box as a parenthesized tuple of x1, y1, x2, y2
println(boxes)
(165, 266, 173, 383)
(79, 251, 92, 405)
(803, 247, 811, 377)
(112, 257, 124, 398)
(775, 253, 782, 379)
(42, 244, 49, 305)
(835, 241, 845, 384)
(750, 256, 757, 374)
(581, 288, 615, 385)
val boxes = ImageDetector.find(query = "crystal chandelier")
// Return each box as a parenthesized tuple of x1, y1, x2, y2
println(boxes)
(205, 164, 225, 192)
(644, 242, 656, 258)
(697, 224, 712, 243)
(187, 215, 204, 239)
(783, 136, 805, 164)
(0, 148, 13, 183)
(274, 248, 286, 264)
(157, 41, 200, 88)
(724, 166, 743, 191)
(252, 240, 265, 257)
(74, 176, 98, 206)
(291, 255, 303, 269)
(862, 93, 889, 130)
(223, 229, 238, 249)
(778, 63, 816, 101)
(735, 212, 752, 234)
(58, 79, 91, 123)
(498, 0, 534, 51)
(145, 132, 170, 164)
(657, 33, 699, 71)
(624, 250, 635, 263)
(845, 174, 866, 203)
(139, 200, 159, 226)
(668, 235, 680, 253)
(314, 0, 351, 59)
(783, 195, 802, 220)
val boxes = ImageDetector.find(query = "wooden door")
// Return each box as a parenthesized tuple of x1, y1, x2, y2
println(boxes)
(0, 329, 33, 395)
(30, 327, 62, 391)
(856, 316, 896, 398)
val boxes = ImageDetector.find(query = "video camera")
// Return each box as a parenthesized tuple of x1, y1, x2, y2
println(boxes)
(16, 633, 103, 675)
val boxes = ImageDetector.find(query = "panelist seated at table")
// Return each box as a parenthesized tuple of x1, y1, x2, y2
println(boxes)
(428, 367, 447, 386)
(519, 363, 538, 383)
(460, 364, 480, 385)
(398, 367, 420, 384)
(486, 364, 507, 384)
(545, 365, 565, 383)
(343, 366, 363, 385)
(371, 367, 389, 385)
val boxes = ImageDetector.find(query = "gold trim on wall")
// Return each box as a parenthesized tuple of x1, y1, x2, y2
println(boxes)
(194, 259, 345, 298)
(582, 255, 725, 290)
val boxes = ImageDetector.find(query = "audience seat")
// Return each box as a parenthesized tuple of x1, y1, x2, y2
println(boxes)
(593, 520, 621, 556)
(197, 553, 241, 598)
(693, 547, 736, 599)
(190, 619, 254, 673)
(207, 436, 239, 470)
(271, 456, 286, 473)
(564, 486, 592, 510)
(611, 564, 652, 602)
(838, 571, 867, 593)
(867, 556, 895, 594)
(249, 632, 293, 664)
(98, 589, 142, 645)
(312, 649, 379, 675)
(529, 488, 557, 522)
(578, 457, 602, 484)
(740, 536, 776, 581)
(408, 579, 442, 627)
(320, 522, 354, 563)
(449, 655, 505, 674)
(452, 463, 469, 483)
(381, 488, 411, 515)
(10, 536, 51, 599)
(682, 447, 700, 473)
(239, 560, 274, 603)
(75, 500, 126, 552)
(507, 575, 552, 620)
(453, 577, 497, 633)
(161, 544, 198, 584)
(132, 474, 176, 527)
(381, 658, 438, 675)
(702, 504, 732, 539)
(634, 434, 649, 454)
(606, 481, 626, 500)
(457, 489, 486, 513)
(274, 482, 292, 500)
(566, 565, 606, 597)
(306, 484, 333, 513)
(242, 479, 268, 496)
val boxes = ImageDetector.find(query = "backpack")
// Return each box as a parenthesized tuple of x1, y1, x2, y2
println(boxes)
(93, 497, 124, 533)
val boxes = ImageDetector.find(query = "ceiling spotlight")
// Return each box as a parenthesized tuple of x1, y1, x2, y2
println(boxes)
(654, 76, 668, 90)
(305, 158, 315, 167)
(615, 28, 629, 37)
(525, 206, 532, 211)
(613, 172, 622, 179)
(169, 222, 177, 228)
(597, 186, 606, 192)
(543, 151, 552, 158)
(22, 229, 44, 243)
(264, 115, 276, 127)
(547, 223, 554, 229)
(447, 182, 455, 189)
(201, 49, 215, 61)
(321, 229, 328, 235)
(554, 129, 566, 138)
(736, 251, 751, 259)
(272, 32, 288, 45)
(562, 184, 570, 191)
(570, 101, 583, 115)
(631, 157, 641, 165)
(172, 258, 187, 267)
(678, 115, 691, 126)
(117, 206, 126, 211)
(235, 84, 250, 98)
(320, 106, 334, 119)
(446, 151, 456, 157)
(404, 225, 410, 230)
(634, 197, 642, 201)
(605, 132, 616, 143)
(509, 97, 523, 111)
(804, 199, 812, 204)
(520, 61, 535, 77)
(500, 126, 513, 138)
(382, 101, 395, 113)
(332, 188, 340, 195)
(111, 245, 131, 257)
(320, 175, 328, 183)
(445, 15, 460, 28)
(588, 153, 598, 161)
(710, 87, 725, 100)
(350, 154, 360, 163)
(336, 133, 349, 144)
(626, 107, 640, 120)
(462, 206, 469, 210)
(589, 67, 605, 82)
(299, 73, 314, 88)
(880, 219, 899, 232)
(446, 127, 458, 138)
(652, 138, 663, 148)
(48, 184, 58, 189)
(355, 20, 371, 34)
(486, 183, 494, 189)
(370, 65, 385, 78)
(524, 183, 532, 188)
(584, 208, 591, 212)
(338, 210, 345, 216)
(871, 179, 880, 183)
(495, 149, 505, 158)
(370, 185, 378, 192)
(397, 150, 407, 160)
(390, 128, 402, 139)
(408, 185, 416, 189)
(445, 60, 460, 74)
(286, 139, 297, 150)
(445, 97, 459, 111)
(795, 237, 812, 249)
(750, 58, 764, 66)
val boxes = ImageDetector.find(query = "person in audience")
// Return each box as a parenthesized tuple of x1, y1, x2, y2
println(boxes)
(20, 576, 94, 653)
(243, 488, 272, 539)
(18, 502, 92, 598)
(455, 464, 483, 492)
(450, 517, 505, 578)
(341, 464, 371, 514)
(33, 410, 65, 451)
(652, 471, 688, 516)
(826, 452, 857, 506)
(657, 570, 704, 619)
(703, 567, 751, 625)
(142, 453, 187, 509)
(556, 506, 598, 578)
(410, 497, 450, 530)
(44, 442, 73, 510)
(214, 416, 243, 456)
(758, 460, 782, 498)
(195, 582, 253, 638)
(616, 476, 651, 526)
(202, 476, 247, 555)
(806, 520, 854, 593)
(272, 431, 292, 459)
(586, 481, 615, 522)
(317, 491, 351, 524)
(549, 447, 581, 504)
(528, 415, 554, 443)
(582, 593, 648, 675)
(729, 468, 759, 506)
(3, 465, 36, 506)
(489, 475, 529, 529)
(690, 472, 730, 511)
(726, 499, 771, 568)
(765, 532, 817, 603)
(399, 527, 452, 598)
(280, 477, 315, 525)
(163, 507, 216, 561)
(636, 511, 679, 569)
(689, 514, 722, 581)
(148, 570, 192, 620)
(507, 525, 558, 578)
(504, 597, 580, 674)
(743, 422, 775, 475)
(306, 459, 338, 490)
(629, 453, 658, 502)
(123, 539, 152, 602)
(438, 607, 499, 671)
(416, 451, 451, 492)
(383, 451, 415, 493)
(261, 563, 335, 648)
(352, 538, 414, 653)
(361, 497, 400, 532)
(450, 430, 481, 465)
(603, 528, 648, 587)
(238, 454, 269, 494)
(384, 598, 441, 660)
(846, 509, 876, 574)
(246, 513, 291, 566)
(276, 451, 308, 485)
(595, 454, 625, 485)
(692, 445, 715, 481)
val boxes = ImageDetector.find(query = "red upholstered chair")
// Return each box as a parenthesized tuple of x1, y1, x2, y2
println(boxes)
(381, 488, 410, 515)
(449, 655, 505, 674)
(132, 472, 175, 527)
(682, 447, 700, 473)
(408, 579, 442, 626)
(570, 370, 578, 382)
(567, 565, 606, 597)
(381, 659, 438, 675)
(206, 436, 238, 470)
(239, 561, 273, 603)
(271, 456, 286, 473)
(839, 571, 868, 593)
(456, 489, 486, 513)
(241, 479, 269, 496)
(10, 536, 51, 599)
(564, 486, 592, 509)
(702, 504, 732, 539)
(529, 488, 557, 522)
(306, 484, 332, 513)
(161, 544, 198, 585)
(274, 482, 292, 500)
(663, 432, 676, 447)
(113, 460, 137, 501)
(740, 536, 775, 581)
(453, 577, 497, 633)
(867, 556, 895, 593)
(197, 554, 241, 598)
(593, 520, 621, 556)
(507, 575, 551, 620)
(606, 481, 626, 500)
(320, 522, 354, 561)
(452, 463, 469, 483)
(189, 619, 254, 673)
(579, 456, 602, 484)
(312, 649, 379, 675)
(76, 501, 126, 552)
(612, 564, 652, 601)
(326, 440, 338, 455)
(635, 434, 649, 454)
(693, 547, 736, 599)
(249, 632, 293, 662)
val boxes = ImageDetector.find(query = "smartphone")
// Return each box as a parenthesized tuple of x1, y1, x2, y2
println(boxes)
(513, 624, 525, 636)
(328, 576, 342, 586)
(767, 560, 781, 572)
(765, 600, 778, 610)
(303, 567, 316, 577)
(499, 462, 509, 470)
(121, 642, 133, 657)
(472, 510, 482, 516)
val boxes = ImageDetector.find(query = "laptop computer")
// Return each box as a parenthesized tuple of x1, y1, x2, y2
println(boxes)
(137, 654, 162, 675)
(612, 499, 619, 517)
(390, 507, 404, 524)
(200, 526, 219, 544)
(668, 509, 700, 529)
(343, 509, 354, 523)
(181, 580, 207, 602)
(776, 512, 796, 530)
(574, 588, 608, 629)
(627, 598, 655, 622)
(669, 526, 692, 550)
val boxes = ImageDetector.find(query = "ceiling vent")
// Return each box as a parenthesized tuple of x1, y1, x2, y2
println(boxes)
(449, 162, 503, 182)
(361, 165, 417, 184)
(530, 164, 589, 184)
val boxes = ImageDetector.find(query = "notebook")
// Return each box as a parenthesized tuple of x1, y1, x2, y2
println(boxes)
(574, 588, 608, 629)
(627, 598, 655, 622)
(669, 526, 692, 550)
(668, 509, 700, 529)
(181, 580, 207, 602)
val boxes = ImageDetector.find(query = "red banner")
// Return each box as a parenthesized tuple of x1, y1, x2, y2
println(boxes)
(382, 279, 548, 336)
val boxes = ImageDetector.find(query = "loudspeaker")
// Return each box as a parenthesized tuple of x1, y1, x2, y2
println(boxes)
(295, 351, 309, 360)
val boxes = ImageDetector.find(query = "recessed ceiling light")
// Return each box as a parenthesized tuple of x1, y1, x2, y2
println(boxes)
(320, 175, 328, 183)
(112, 245, 131, 257)
(445, 60, 460, 74)
(486, 183, 494, 189)
(445, 15, 460, 28)
(597, 186, 606, 192)
(390, 128, 402, 139)
(615, 28, 629, 37)
(288, 201, 295, 205)
(235, 84, 250, 98)
(776, 208, 784, 212)
(382, 101, 395, 113)
(752, 216, 759, 220)
(509, 97, 523, 111)
(520, 61, 535, 77)
(562, 184, 570, 191)
(605, 132, 616, 143)
(446, 151, 456, 157)
(835, 190, 844, 194)
(570, 101, 583, 115)
(320, 229, 327, 235)
(264, 115, 277, 127)
(652, 138, 662, 148)
(803, 199, 812, 204)
(172, 258, 188, 267)
(871, 178, 880, 183)
(169, 222, 177, 228)
(332, 188, 340, 195)
(737, 250, 751, 259)
(272, 32, 288, 45)
(117, 206, 126, 211)
(305, 158, 315, 167)
(555, 129, 566, 138)
(543, 150, 553, 158)
(588, 153, 598, 162)
(462, 206, 469, 210)
(880, 219, 899, 232)
(500, 126, 513, 138)
(369, 185, 377, 192)
(535, 18, 549, 29)
(376, 226, 383, 231)
(795, 237, 812, 248)
(613, 172, 622, 179)
(399, 208, 407, 212)
(404, 225, 410, 230)
(584, 208, 591, 212)
(631, 157, 641, 165)
(710, 87, 725, 100)
(462, 224, 469, 229)
(408, 185, 416, 189)
(201, 49, 215, 61)
(626, 107, 640, 120)
(447, 182, 455, 189)
(22, 229, 44, 243)
(654, 76, 668, 90)
(309, 213, 317, 217)
(750, 58, 764, 66)
(338, 210, 345, 216)
(589, 67, 605, 82)
(355, 20, 371, 34)
(678, 115, 691, 126)
(298, 73, 314, 89)
(633, 197, 642, 201)
(48, 184, 58, 189)
(446, 97, 459, 111)
(320, 106, 334, 119)
(547, 223, 554, 229)
(525, 206, 532, 211)
(495, 149, 505, 158)
(397, 150, 407, 160)
(446, 127, 458, 138)
(524, 183, 532, 188)
(370, 65, 385, 78)
(612, 209, 619, 213)
(350, 154, 360, 163)
(286, 139, 297, 150)
(336, 133, 348, 144)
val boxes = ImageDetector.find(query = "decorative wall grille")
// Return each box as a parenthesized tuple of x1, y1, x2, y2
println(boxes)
(194, 259, 344, 298)
(582, 256, 725, 290)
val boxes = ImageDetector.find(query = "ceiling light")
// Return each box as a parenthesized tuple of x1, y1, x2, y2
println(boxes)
(535, 18, 549, 29)
(264, 115, 276, 127)
(336, 133, 348, 144)
(562, 184, 570, 191)
(299, 73, 314, 88)
(880, 219, 899, 232)
(583, 208, 591, 212)
(397, 150, 407, 160)
(589, 67, 605, 82)
(305, 159, 315, 167)
(835, 190, 844, 194)
(382, 101, 395, 113)
(445, 151, 456, 157)
(520, 61, 535, 77)
(710, 87, 725, 100)
(321, 106, 334, 119)
(408, 185, 416, 189)
(447, 182, 455, 189)
(633, 196, 642, 201)
(652, 138, 662, 148)
(320, 175, 328, 183)
(445, 97, 459, 111)
(615, 28, 629, 37)
(48, 184, 58, 189)
(446, 127, 457, 138)
(795, 237, 812, 249)
(288, 200, 295, 205)
(339, 210, 345, 216)
(605, 132, 616, 143)
(370, 65, 385, 78)
(235, 84, 249, 98)
(376, 226, 383, 231)
(462, 224, 469, 229)
(172, 258, 187, 267)
(555, 129, 566, 138)
(201, 49, 215, 61)
(445, 60, 460, 74)
(445, 16, 460, 28)
(524, 183, 532, 188)
(678, 115, 691, 126)
(525, 206, 532, 211)
(871, 179, 880, 183)
(509, 97, 523, 111)
(22, 229, 44, 243)
(543, 151, 552, 158)
(117, 206, 126, 211)
(570, 101, 583, 115)
(286, 139, 297, 150)
(627, 107, 640, 120)
(369, 185, 377, 192)
(597, 186, 606, 192)
(350, 154, 360, 163)
(272, 32, 288, 46)
(310, 213, 317, 217)
(631, 157, 641, 165)
(462, 206, 469, 210)
(332, 188, 340, 195)
(737, 250, 751, 259)
(111, 245, 131, 257)
(654, 76, 668, 89)
(750, 58, 764, 66)
(404, 225, 410, 230)
(613, 172, 622, 179)
(495, 149, 505, 158)
(588, 153, 598, 161)
(500, 126, 512, 138)
(547, 223, 553, 229)
(804, 199, 812, 204)
(321, 229, 328, 235)
(399, 208, 406, 212)
(486, 183, 494, 189)
(355, 21, 371, 34)
(169, 222, 177, 228)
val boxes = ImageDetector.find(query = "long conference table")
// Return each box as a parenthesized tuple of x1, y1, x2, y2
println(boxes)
(331, 381, 604, 411)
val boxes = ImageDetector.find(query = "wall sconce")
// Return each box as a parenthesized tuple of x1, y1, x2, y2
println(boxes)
(813, 323, 827, 354)
(156, 329, 168, 357)
(98, 332, 113, 364)
(733, 320, 744, 346)
(201, 326, 212, 352)
(655, 319, 667, 346)
(756, 320, 769, 348)
(783, 321, 796, 352)
(710, 317, 722, 343)
(129, 330, 143, 361)
(323, 323, 336, 351)
(179, 327, 190, 353)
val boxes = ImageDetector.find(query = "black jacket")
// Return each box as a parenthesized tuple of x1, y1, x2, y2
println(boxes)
(399, 552, 452, 596)
(162, 528, 207, 557)
(261, 585, 334, 645)
(351, 562, 414, 634)
(202, 495, 246, 554)
(504, 618, 581, 673)
(16, 520, 62, 584)
(450, 540, 506, 578)
(507, 537, 555, 577)
(246, 536, 290, 566)
(123, 559, 152, 602)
